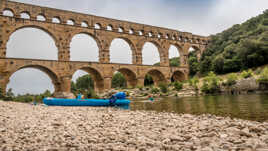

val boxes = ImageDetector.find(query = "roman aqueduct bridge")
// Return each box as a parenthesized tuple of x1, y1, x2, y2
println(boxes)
(0, 0, 209, 96)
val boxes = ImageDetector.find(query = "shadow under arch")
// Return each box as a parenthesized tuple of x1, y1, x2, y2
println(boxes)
(6, 65, 60, 94)
(72, 66, 104, 93)
(117, 68, 137, 88)
(109, 37, 137, 64)
(145, 69, 166, 86)
(171, 70, 186, 82)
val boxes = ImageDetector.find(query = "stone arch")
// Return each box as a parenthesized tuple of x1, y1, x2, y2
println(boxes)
(6, 64, 60, 94)
(8, 25, 58, 45)
(109, 37, 137, 64)
(70, 33, 100, 62)
(52, 16, 61, 23)
(116, 68, 137, 88)
(107, 24, 113, 31)
(144, 69, 166, 86)
(189, 45, 202, 61)
(168, 43, 184, 66)
(2, 8, 15, 17)
(72, 66, 104, 93)
(140, 40, 165, 66)
(20, 11, 31, 19)
(36, 14, 46, 21)
(171, 70, 187, 82)
(6, 25, 58, 60)
(69, 31, 102, 58)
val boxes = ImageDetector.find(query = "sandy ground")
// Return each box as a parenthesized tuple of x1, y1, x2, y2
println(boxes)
(0, 100, 268, 151)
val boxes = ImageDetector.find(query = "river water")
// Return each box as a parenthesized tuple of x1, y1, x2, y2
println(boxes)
(130, 94, 268, 122)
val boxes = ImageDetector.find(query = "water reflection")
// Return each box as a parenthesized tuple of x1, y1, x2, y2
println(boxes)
(130, 94, 268, 122)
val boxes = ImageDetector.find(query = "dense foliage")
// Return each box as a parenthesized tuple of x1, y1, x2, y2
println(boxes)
(71, 75, 97, 98)
(258, 67, 268, 83)
(201, 72, 221, 94)
(188, 51, 199, 76)
(199, 10, 268, 75)
(112, 72, 127, 88)
(173, 81, 183, 91)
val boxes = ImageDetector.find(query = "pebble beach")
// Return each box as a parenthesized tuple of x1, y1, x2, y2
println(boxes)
(1, 100, 268, 151)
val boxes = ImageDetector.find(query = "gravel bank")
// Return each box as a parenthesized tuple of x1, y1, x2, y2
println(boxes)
(0, 101, 268, 151)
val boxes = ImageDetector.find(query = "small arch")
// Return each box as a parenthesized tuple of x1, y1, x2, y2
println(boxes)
(94, 23, 101, 29)
(36, 14, 46, 21)
(3, 8, 14, 17)
(157, 33, 162, 39)
(67, 19, 75, 25)
(118, 27, 124, 33)
(81, 21, 88, 27)
(107, 25, 113, 31)
(138, 30, 144, 36)
(144, 69, 166, 86)
(171, 70, 186, 82)
(148, 32, 153, 37)
(20, 12, 30, 19)
(52, 17, 61, 24)
(165, 34, 170, 39)
(72, 67, 104, 93)
(129, 29, 134, 34)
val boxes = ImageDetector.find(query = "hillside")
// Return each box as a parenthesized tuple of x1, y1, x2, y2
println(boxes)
(199, 10, 268, 75)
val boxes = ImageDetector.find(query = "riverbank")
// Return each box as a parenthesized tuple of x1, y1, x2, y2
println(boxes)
(1, 101, 268, 150)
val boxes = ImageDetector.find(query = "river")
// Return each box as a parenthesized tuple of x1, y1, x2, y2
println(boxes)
(130, 94, 268, 122)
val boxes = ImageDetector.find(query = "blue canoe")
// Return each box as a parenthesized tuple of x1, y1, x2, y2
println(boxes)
(43, 97, 131, 106)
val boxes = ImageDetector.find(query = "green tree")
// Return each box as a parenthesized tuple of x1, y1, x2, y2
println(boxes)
(112, 72, 126, 88)
(144, 74, 154, 86)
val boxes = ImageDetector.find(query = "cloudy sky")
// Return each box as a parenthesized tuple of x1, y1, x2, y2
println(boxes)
(5, 0, 268, 95)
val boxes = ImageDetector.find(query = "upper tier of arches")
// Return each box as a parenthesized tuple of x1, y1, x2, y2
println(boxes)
(0, 0, 209, 45)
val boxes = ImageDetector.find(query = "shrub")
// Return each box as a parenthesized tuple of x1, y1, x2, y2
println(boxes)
(189, 77, 200, 90)
(241, 69, 253, 79)
(173, 81, 183, 91)
(201, 72, 221, 94)
(225, 73, 238, 86)
(151, 87, 159, 94)
(258, 67, 268, 83)
(159, 83, 168, 93)
(136, 85, 143, 91)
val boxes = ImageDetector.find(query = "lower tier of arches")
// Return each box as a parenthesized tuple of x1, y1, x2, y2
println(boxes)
(0, 58, 188, 97)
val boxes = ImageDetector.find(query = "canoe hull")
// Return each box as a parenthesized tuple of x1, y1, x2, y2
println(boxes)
(43, 98, 131, 106)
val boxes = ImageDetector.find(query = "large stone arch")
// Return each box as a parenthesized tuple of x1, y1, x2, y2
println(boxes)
(171, 70, 187, 82)
(189, 44, 202, 61)
(5, 64, 61, 94)
(109, 37, 138, 64)
(69, 32, 101, 62)
(138, 40, 167, 66)
(69, 31, 102, 52)
(144, 69, 167, 86)
(113, 67, 137, 88)
(3, 24, 59, 59)
(71, 66, 105, 93)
